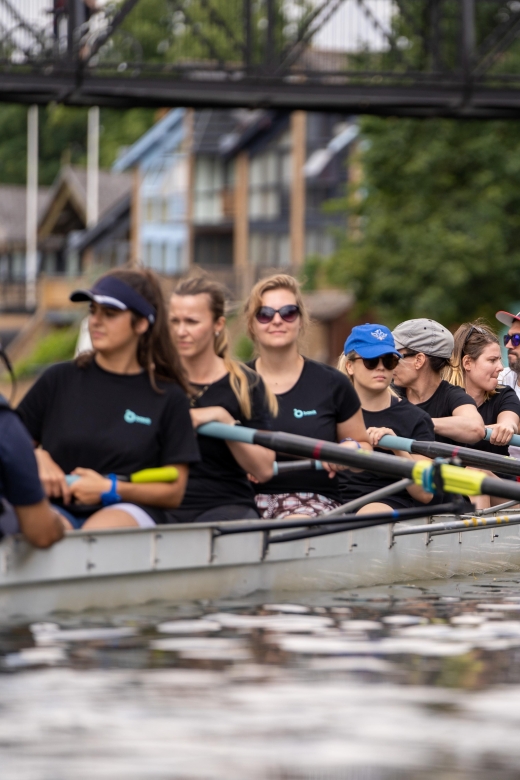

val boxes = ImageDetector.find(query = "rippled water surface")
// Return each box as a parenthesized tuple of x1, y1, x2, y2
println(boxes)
(3, 575, 520, 779)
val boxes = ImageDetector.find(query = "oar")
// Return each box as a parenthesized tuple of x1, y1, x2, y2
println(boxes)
(65, 466, 179, 487)
(376, 434, 520, 477)
(269, 434, 520, 478)
(213, 500, 462, 539)
(197, 422, 520, 502)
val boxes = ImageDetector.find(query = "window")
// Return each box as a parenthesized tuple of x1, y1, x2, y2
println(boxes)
(194, 157, 228, 224)
(249, 233, 290, 268)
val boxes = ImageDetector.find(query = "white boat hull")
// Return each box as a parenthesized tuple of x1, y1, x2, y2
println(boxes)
(2, 514, 520, 620)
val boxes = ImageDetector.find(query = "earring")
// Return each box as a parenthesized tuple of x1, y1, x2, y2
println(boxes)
(214, 331, 220, 337)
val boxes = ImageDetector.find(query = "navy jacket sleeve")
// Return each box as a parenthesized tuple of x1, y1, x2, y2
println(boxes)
(0, 409, 45, 506)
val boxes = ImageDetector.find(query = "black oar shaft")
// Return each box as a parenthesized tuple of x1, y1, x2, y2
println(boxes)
(410, 440, 520, 477)
(214, 502, 461, 536)
(252, 430, 415, 480)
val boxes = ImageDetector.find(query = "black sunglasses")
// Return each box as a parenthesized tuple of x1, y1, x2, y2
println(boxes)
(351, 354, 401, 371)
(255, 305, 301, 324)
(504, 333, 520, 348)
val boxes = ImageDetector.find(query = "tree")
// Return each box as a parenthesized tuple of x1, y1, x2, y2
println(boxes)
(324, 115, 520, 328)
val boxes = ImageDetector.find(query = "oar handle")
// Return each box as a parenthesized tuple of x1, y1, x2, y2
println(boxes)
(273, 459, 324, 475)
(377, 434, 413, 452)
(65, 466, 179, 487)
(484, 427, 520, 447)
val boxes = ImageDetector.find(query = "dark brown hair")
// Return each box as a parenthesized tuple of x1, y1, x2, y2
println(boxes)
(445, 319, 499, 398)
(77, 267, 188, 393)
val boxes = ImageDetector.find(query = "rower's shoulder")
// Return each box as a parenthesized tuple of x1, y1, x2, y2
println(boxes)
(302, 358, 344, 379)
(439, 380, 475, 404)
(391, 395, 432, 421)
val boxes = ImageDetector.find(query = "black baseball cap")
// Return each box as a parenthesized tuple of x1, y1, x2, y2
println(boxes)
(70, 276, 156, 324)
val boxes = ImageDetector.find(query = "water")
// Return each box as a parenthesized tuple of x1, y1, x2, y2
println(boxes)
(3, 575, 520, 779)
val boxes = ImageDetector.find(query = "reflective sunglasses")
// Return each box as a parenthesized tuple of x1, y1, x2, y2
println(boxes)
(255, 305, 301, 324)
(351, 354, 401, 371)
(504, 333, 520, 348)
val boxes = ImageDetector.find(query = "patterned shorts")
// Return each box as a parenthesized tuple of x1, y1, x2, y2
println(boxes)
(255, 492, 341, 520)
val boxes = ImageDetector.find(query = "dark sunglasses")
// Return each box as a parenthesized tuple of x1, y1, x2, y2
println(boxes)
(255, 305, 301, 324)
(504, 333, 520, 348)
(351, 354, 401, 371)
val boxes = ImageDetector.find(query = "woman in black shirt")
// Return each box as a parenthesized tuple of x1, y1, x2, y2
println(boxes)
(446, 321, 520, 507)
(18, 268, 200, 530)
(338, 323, 434, 513)
(392, 318, 485, 446)
(244, 274, 371, 520)
(168, 275, 275, 523)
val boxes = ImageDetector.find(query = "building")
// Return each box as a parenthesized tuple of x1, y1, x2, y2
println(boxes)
(2, 109, 359, 363)
(113, 107, 358, 296)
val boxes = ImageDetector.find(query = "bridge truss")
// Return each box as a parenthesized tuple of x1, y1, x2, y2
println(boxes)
(2, 0, 520, 117)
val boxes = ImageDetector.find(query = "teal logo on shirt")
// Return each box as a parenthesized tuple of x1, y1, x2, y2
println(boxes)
(294, 408, 317, 419)
(124, 409, 152, 426)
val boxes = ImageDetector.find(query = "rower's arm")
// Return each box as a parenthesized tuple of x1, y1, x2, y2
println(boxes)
(431, 404, 485, 444)
(487, 411, 519, 446)
(69, 465, 190, 509)
(15, 500, 65, 548)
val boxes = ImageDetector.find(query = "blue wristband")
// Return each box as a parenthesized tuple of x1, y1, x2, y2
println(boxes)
(101, 474, 121, 506)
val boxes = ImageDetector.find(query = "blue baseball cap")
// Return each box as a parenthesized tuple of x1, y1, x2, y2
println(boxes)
(344, 323, 401, 359)
(70, 276, 156, 324)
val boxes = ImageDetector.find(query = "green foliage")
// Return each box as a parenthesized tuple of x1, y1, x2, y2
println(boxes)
(234, 334, 254, 363)
(0, 104, 155, 186)
(325, 116, 520, 328)
(15, 326, 79, 379)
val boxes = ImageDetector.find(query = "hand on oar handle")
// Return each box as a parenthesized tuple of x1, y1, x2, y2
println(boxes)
(35, 449, 71, 504)
(65, 467, 179, 487)
(486, 422, 518, 447)
(69, 468, 111, 506)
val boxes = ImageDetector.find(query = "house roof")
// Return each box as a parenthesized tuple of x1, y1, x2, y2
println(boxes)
(113, 108, 185, 172)
(0, 185, 50, 247)
(38, 165, 132, 239)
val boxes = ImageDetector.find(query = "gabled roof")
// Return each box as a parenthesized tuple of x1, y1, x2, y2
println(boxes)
(0, 185, 50, 247)
(113, 108, 185, 172)
(38, 165, 132, 238)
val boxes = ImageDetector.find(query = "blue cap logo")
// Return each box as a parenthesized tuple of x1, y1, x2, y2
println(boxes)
(371, 329, 388, 341)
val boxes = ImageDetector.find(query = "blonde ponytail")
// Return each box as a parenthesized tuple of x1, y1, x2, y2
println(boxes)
(174, 273, 277, 419)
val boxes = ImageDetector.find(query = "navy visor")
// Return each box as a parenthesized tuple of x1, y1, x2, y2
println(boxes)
(70, 276, 156, 324)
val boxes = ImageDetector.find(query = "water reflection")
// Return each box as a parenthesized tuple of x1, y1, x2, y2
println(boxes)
(2, 575, 520, 778)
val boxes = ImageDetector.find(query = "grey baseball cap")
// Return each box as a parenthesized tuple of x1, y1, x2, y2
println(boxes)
(392, 318, 454, 359)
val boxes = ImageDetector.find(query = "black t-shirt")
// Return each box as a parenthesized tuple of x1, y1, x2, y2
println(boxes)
(339, 396, 434, 507)
(471, 386, 520, 458)
(0, 399, 44, 506)
(17, 360, 200, 479)
(247, 358, 361, 501)
(395, 380, 476, 446)
(177, 371, 273, 515)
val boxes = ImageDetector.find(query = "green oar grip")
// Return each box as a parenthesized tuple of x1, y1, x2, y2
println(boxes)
(130, 467, 178, 483)
(66, 466, 178, 486)
(412, 461, 485, 496)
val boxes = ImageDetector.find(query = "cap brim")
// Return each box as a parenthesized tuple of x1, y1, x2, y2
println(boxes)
(496, 310, 520, 327)
(353, 346, 402, 359)
(70, 289, 127, 310)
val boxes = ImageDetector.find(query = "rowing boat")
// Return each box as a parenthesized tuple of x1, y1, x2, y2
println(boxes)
(3, 422, 520, 621)
(2, 506, 520, 621)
